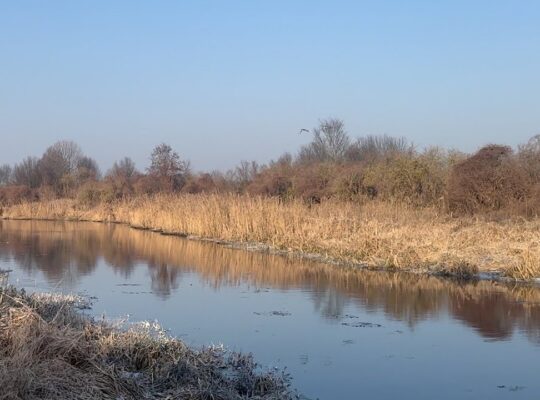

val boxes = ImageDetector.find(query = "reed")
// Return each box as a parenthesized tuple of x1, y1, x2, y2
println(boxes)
(2, 193, 539, 280)
(0, 287, 293, 400)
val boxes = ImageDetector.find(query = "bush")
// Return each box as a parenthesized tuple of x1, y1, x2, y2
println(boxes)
(291, 163, 337, 203)
(36, 185, 58, 201)
(133, 175, 163, 196)
(182, 173, 217, 194)
(247, 161, 293, 199)
(363, 154, 446, 206)
(0, 185, 37, 205)
(447, 145, 530, 214)
(248, 174, 293, 199)
(330, 165, 366, 201)
(76, 181, 117, 206)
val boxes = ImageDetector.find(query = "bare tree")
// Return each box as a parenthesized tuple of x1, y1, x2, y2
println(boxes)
(76, 156, 101, 182)
(13, 157, 42, 188)
(518, 134, 540, 182)
(108, 157, 138, 181)
(105, 157, 139, 197)
(272, 152, 293, 167)
(231, 160, 259, 190)
(39, 140, 83, 187)
(0, 164, 12, 186)
(346, 135, 414, 162)
(298, 118, 350, 163)
(147, 143, 189, 191)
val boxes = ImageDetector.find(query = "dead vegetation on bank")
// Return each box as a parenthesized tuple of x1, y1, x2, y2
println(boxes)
(0, 122, 539, 281)
(0, 287, 295, 400)
(2, 194, 539, 281)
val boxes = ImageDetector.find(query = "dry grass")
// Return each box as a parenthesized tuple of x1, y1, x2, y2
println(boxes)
(507, 247, 540, 281)
(0, 287, 294, 400)
(2, 194, 539, 280)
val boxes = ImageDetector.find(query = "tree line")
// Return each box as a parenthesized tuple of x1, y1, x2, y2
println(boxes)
(1, 119, 539, 216)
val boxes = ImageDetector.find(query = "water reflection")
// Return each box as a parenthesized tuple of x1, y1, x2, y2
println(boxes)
(1, 219, 539, 344)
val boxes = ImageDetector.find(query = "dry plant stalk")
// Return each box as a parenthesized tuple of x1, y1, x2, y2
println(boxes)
(0, 287, 294, 400)
(2, 194, 539, 280)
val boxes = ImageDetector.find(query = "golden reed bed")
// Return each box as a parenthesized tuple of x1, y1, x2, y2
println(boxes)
(1, 194, 539, 280)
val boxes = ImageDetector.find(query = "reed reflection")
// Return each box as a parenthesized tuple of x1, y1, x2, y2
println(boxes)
(1, 219, 539, 344)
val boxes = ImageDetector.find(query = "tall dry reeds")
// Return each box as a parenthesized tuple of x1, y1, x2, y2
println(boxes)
(2, 194, 539, 280)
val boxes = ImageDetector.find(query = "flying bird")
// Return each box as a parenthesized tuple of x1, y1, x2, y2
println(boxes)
(298, 128, 310, 134)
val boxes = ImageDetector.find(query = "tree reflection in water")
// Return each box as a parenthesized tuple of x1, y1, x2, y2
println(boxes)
(1, 219, 539, 344)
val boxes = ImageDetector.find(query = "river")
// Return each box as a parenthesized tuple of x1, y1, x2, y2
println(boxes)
(0, 220, 538, 399)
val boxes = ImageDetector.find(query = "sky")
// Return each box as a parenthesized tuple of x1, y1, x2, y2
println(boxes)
(1, 1, 539, 172)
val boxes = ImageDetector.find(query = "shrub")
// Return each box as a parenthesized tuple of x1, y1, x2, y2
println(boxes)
(447, 145, 530, 214)
(182, 173, 217, 194)
(248, 174, 293, 199)
(363, 154, 446, 206)
(0, 185, 37, 205)
(133, 175, 163, 196)
(76, 181, 117, 206)
(330, 164, 366, 201)
(291, 163, 337, 203)
(247, 160, 293, 199)
(36, 185, 58, 201)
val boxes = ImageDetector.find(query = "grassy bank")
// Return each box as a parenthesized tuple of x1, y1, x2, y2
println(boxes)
(0, 286, 294, 400)
(1, 194, 539, 280)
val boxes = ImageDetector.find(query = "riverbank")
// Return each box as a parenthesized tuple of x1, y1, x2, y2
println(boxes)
(0, 285, 294, 400)
(1, 194, 539, 280)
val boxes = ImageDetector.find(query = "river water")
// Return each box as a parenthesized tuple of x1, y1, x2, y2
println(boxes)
(0, 220, 539, 399)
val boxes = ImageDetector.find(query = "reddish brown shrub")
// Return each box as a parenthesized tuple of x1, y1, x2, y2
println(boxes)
(133, 169, 188, 195)
(0, 185, 37, 205)
(247, 162, 293, 199)
(182, 174, 217, 194)
(329, 164, 366, 201)
(36, 185, 58, 201)
(248, 174, 293, 199)
(133, 175, 163, 195)
(447, 145, 531, 214)
(76, 181, 118, 205)
(291, 163, 337, 203)
(361, 153, 447, 206)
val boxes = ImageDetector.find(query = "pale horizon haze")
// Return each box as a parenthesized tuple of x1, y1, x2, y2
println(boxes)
(1, 1, 539, 172)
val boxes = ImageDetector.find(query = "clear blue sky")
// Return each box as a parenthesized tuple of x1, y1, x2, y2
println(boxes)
(1, 1, 539, 172)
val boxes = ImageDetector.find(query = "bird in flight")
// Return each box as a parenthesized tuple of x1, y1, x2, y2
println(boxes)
(298, 128, 310, 134)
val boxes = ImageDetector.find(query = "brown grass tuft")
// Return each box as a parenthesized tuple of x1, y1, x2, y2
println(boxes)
(431, 254, 479, 280)
(506, 247, 540, 281)
(0, 287, 293, 400)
